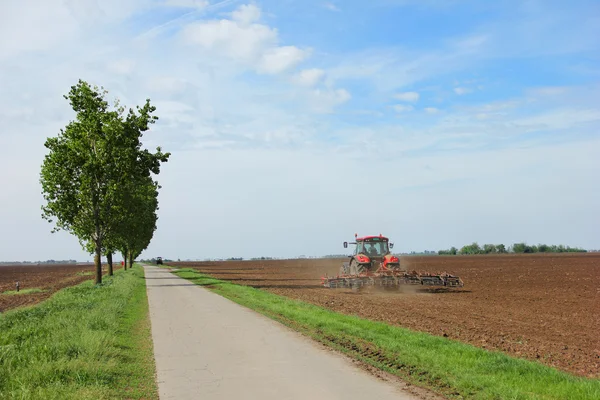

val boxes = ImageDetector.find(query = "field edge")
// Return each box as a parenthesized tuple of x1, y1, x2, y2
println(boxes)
(0, 265, 159, 399)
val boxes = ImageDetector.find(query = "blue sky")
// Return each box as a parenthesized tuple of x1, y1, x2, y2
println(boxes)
(0, 0, 598, 261)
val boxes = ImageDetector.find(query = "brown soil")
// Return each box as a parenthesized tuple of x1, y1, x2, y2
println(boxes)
(169, 253, 600, 378)
(0, 263, 123, 312)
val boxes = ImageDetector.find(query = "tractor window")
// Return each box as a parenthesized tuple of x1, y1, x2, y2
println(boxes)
(355, 242, 364, 255)
(362, 241, 389, 256)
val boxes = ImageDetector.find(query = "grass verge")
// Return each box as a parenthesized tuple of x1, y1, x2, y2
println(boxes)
(2, 288, 44, 296)
(0, 265, 158, 400)
(171, 267, 600, 400)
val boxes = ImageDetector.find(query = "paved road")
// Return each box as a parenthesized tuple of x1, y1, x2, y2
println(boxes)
(144, 265, 419, 400)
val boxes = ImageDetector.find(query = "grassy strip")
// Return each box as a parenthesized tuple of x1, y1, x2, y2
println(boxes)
(2, 288, 44, 296)
(172, 267, 600, 400)
(0, 266, 158, 399)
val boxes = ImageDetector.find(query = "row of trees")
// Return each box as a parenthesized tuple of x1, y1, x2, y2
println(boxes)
(438, 242, 587, 255)
(0, 260, 79, 265)
(40, 80, 170, 284)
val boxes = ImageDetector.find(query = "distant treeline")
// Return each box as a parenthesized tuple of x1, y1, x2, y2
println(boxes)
(0, 260, 79, 265)
(438, 242, 587, 255)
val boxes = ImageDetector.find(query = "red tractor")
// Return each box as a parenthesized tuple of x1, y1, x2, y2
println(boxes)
(322, 234, 464, 290)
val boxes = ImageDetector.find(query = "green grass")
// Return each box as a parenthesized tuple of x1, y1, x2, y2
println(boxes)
(2, 288, 44, 296)
(172, 267, 600, 400)
(0, 266, 158, 399)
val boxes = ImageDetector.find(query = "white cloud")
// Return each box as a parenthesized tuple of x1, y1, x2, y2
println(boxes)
(231, 3, 261, 26)
(258, 46, 309, 75)
(393, 104, 414, 113)
(152, 100, 195, 118)
(450, 34, 489, 53)
(0, 0, 78, 58)
(454, 87, 472, 95)
(293, 68, 326, 86)
(182, 4, 308, 74)
(183, 20, 275, 59)
(145, 76, 190, 94)
(107, 59, 136, 75)
(527, 86, 569, 97)
(309, 88, 351, 113)
(424, 107, 439, 114)
(324, 2, 340, 11)
(164, 0, 209, 9)
(512, 108, 600, 131)
(394, 91, 420, 102)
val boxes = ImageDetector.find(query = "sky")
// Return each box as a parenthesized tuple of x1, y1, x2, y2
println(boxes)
(0, 0, 599, 262)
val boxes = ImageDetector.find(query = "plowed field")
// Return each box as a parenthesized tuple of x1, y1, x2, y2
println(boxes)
(0, 263, 120, 312)
(169, 253, 600, 378)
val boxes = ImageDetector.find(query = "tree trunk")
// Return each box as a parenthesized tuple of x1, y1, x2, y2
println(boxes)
(129, 250, 134, 270)
(93, 205, 102, 284)
(107, 252, 113, 276)
(94, 241, 102, 285)
(122, 251, 128, 270)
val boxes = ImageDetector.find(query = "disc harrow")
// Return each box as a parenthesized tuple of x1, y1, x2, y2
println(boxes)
(324, 233, 465, 291)
(321, 263, 464, 290)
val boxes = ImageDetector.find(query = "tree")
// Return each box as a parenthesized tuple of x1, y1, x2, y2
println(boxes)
(483, 244, 497, 254)
(438, 246, 458, 255)
(111, 96, 169, 269)
(512, 242, 527, 253)
(538, 244, 550, 252)
(40, 80, 169, 284)
(496, 244, 507, 253)
(460, 242, 482, 255)
(116, 175, 161, 269)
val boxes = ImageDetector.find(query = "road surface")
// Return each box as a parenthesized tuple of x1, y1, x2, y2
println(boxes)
(144, 265, 420, 400)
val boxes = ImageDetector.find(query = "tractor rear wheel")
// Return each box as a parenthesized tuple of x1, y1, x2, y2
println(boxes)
(349, 259, 365, 275)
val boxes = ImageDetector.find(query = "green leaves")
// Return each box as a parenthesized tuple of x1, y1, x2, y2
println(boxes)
(40, 79, 170, 283)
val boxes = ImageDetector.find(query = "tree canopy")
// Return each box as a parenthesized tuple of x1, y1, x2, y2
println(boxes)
(438, 242, 586, 255)
(40, 80, 170, 284)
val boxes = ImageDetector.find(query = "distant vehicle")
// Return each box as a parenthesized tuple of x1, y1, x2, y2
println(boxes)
(156, 257, 163, 265)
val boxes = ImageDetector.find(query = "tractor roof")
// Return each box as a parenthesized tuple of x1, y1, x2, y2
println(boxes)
(356, 235, 388, 241)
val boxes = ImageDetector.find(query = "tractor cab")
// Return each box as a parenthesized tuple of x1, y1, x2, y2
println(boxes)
(344, 234, 393, 253)
(356, 238, 390, 257)
(344, 234, 395, 266)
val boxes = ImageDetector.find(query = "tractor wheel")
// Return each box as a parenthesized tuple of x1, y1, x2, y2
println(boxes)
(349, 259, 365, 276)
